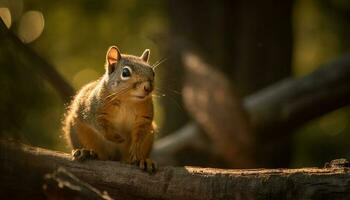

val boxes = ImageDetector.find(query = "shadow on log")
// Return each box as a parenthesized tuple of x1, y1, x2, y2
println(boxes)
(1, 141, 350, 200)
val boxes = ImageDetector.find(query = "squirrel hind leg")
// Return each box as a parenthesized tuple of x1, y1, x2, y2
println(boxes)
(64, 122, 83, 149)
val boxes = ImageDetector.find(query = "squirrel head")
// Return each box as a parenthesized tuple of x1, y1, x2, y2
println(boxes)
(103, 46, 155, 102)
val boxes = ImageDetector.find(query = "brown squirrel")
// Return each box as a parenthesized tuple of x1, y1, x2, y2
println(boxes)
(63, 46, 156, 172)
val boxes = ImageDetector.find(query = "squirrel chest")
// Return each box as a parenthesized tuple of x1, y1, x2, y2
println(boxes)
(100, 97, 154, 142)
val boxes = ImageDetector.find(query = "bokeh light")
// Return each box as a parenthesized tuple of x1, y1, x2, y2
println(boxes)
(18, 10, 45, 43)
(0, 7, 11, 28)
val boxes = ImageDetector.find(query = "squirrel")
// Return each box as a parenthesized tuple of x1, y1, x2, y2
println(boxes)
(63, 46, 157, 172)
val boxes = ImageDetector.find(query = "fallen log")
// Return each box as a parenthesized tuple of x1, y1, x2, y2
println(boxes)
(1, 141, 350, 200)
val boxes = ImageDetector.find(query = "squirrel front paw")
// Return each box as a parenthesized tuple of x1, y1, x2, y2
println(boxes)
(71, 148, 98, 161)
(133, 158, 157, 173)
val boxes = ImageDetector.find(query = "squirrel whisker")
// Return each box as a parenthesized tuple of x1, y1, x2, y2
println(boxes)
(152, 57, 167, 71)
(153, 87, 184, 111)
(104, 87, 132, 105)
(104, 86, 132, 100)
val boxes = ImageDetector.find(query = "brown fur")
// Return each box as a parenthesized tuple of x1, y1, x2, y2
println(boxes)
(63, 47, 155, 163)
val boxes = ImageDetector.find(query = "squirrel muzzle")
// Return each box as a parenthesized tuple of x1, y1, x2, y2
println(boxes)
(132, 80, 153, 100)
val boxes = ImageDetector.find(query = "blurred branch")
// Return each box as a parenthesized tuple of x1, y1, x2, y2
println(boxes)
(245, 55, 350, 132)
(181, 52, 255, 167)
(152, 123, 201, 165)
(154, 54, 350, 166)
(2, 141, 350, 200)
(0, 18, 74, 102)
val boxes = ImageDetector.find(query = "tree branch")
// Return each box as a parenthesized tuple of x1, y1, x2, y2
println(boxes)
(1, 141, 350, 200)
(245, 55, 350, 132)
(0, 18, 74, 102)
(43, 167, 113, 200)
(152, 123, 201, 165)
(154, 54, 350, 166)
(182, 52, 255, 167)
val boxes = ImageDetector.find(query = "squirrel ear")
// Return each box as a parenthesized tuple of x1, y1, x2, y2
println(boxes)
(106, 46, 121, 73)
(140, 49, 150, 63)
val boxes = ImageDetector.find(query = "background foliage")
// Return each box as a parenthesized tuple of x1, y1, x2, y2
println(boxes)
(0, 0, 349, 167)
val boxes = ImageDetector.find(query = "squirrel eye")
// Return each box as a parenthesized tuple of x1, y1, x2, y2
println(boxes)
(121, 66, 132, 80)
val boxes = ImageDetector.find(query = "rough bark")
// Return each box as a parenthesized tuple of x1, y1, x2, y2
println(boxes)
(1, 141, 350, 200)
(43, 167, 113, 200)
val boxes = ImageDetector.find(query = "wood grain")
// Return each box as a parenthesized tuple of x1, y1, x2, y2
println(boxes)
(1, 141, 350, 200)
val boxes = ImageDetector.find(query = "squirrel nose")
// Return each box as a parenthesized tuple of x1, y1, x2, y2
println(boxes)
(143, 81, 152, 93)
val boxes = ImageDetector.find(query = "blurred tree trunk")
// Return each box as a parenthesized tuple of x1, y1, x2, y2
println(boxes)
(318, 0, 350, 52)
(167, 0, 294, 167)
